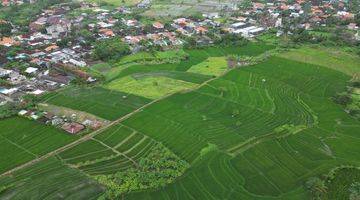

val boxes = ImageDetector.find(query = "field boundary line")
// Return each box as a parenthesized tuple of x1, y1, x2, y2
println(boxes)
(113, 131, 137, 149)
(122, 136, 148, 154)
(0, 135, 37, 158)
(91, 138, 138, 167)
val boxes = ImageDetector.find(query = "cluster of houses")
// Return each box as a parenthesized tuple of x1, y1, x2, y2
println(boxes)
(0, 0, 359, 106)
(18, 108, 104, 134)
(235, 0, 359, 35)
(1, 0, 34, 6)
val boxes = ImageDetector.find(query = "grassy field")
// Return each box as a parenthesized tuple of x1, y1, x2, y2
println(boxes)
(187, 57, 228, 76)
(41, 86, 151, 121)
(278, 46, 360, 77)
(105, 75, 198, 99)
(0, 117, 76, 174)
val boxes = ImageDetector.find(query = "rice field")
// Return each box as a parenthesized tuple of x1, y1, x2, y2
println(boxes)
(41, 86, 151, 121)
(120, 56, 360, 199)
(0, 117, 76, 174)
(0, 45, 359, 199)
(57, 124, 161, 176)
(0, 157, 105, 199)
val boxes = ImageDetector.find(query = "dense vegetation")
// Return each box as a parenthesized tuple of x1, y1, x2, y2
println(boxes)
(306, 167, 360, 200)
(0, 0, 66, 28)
(96, 143, 189, 199)
(92, 38, 131, 61)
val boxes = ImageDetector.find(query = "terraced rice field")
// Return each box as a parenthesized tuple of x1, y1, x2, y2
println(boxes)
(0, 44, 359, 199)
(119, 56, 360, 199)
(57, 124, 160, 176)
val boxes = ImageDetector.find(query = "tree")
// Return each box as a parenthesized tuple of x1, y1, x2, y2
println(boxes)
(349, 182, 360, 200)
(0, 22, 12, 37)
(92, 38, 130, 61)
(333, 93, 352, 105)
(238, 0, 252, 10)
(305, 177, 327, 200)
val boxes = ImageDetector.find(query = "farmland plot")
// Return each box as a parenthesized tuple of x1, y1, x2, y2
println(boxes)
(0, 117, 76, 174)
(0, 47, 359, 199)
(41, 86, 151, 121)
(0, 157, 105, 199)
(105, 75, 198, 99)
(57, 124, 168, 175)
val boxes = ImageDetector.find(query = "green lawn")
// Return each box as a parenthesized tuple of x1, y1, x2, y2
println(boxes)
(187, 57, 228, 76)
(278, 46, 360, 76)
(105, 75, 198, 99)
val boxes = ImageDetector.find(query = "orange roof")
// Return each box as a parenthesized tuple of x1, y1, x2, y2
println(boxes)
(45, 44, 59, 52)
(30, 58, 40, 63)
(0, 37, 19, 46)
(153, 22, 164, 29)
(195, 26, 208, 33)
(280, 4, 289, 10)
(99, 29, 114, 36)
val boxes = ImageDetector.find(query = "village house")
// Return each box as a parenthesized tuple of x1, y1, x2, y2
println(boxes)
(61, 122, 85, 134)
(46, 16, 71, 38)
